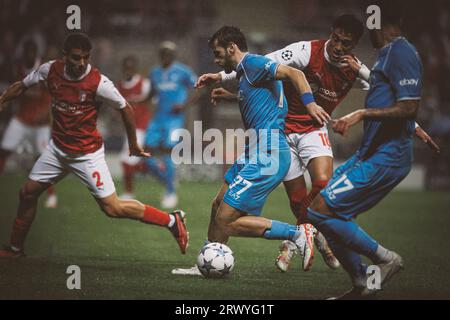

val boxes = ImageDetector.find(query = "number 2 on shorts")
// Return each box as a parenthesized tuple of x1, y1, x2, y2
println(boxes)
(92, 171, 104, 187)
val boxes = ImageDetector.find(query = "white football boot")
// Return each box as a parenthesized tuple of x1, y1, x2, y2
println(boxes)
(275, 240, 298, 272)
(171, 265, 202, 276)
(328, 252, 404, 300)
(314, 231, 341, 269)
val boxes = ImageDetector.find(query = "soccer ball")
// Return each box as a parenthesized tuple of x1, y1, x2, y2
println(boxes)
(196, 242, 235, 278)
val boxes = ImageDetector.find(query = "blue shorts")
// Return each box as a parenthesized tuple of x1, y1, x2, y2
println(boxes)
(145, 116, 184, 149)
(321, 154, 411, 220)
(223, 148, 290, 216)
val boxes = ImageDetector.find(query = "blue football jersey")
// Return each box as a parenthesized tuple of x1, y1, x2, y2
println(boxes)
(236, 54, 289, 151)
(149, 61, 197, 119)
(358, 37, 423, 166)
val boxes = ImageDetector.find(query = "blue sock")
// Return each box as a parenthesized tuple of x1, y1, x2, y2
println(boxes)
(306, 208, 378, 259)
(323, 233, 368, 287)
(263, 220, 298, 240)
(163, 155, 176, 194)
(145, 157, 165, 183)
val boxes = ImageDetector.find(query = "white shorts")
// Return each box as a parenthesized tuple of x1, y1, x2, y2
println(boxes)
(29, 139, 116, 199)
(283, 126, 333, 182)
(1, 117, 50, 154)
(120, 129, 145, 166)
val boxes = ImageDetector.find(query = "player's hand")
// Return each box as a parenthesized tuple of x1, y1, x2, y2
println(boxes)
(339, 55, 361, 72)
(211, 87, 237, 105)
(305, 102, 331, 126)
(129, 144, 151, 158)
(415, 126, 440, 154)
(195, 73, 221, 89)
(332, 109, 365, 136)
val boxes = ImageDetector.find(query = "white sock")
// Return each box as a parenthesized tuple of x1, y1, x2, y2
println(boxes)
(167, 215, 175, 228)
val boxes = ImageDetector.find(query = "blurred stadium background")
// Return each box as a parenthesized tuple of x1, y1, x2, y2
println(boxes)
(1, 0, 449, 189)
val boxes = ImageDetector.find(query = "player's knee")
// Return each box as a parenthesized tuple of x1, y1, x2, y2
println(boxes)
(313, 174, 331, 184)
(19, 182, 40, 202)
(286, 188, 307, 218)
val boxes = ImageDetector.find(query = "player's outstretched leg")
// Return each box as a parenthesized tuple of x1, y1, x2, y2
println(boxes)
(172, 183, 229, 276)
(277, 176, 339, 272)
(213, 202, 314, 271)
(96, 193, 189, 254)
(0, 180, 50, 258)
(306, 200, 403, 299)
(275, 178, 307, 272)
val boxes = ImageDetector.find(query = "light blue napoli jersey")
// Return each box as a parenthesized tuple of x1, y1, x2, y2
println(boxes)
(358, 37, 422, 166)
(149, 61, 197, 120)
(235, 54, 289, 151)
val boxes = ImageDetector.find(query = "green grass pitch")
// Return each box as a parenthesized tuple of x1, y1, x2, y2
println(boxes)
(1, 174, 450, 300)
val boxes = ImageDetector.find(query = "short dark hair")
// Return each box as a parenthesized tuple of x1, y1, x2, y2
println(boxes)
(63, 32, 92, 53)
(208, 26, 248, 52)
(332, 14, 364, 41)
(371, 0, 403, 27)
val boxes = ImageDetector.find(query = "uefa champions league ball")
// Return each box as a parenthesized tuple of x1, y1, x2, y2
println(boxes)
(196, 242, 235, 278)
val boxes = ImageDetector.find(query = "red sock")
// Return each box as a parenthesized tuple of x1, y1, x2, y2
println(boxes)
(286, 187, 307, 222)
(10, 217, 33, 250)
(141, 205, 170, 226)
(46, 185, 55, 196)
(122, 163, 135, 193)
(297, 180, 329, 225)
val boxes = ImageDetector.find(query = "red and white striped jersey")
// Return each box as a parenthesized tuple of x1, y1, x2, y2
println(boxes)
(14, 59, 52, 126)
(117, 74, 151, 130)
(267, 39, 359, 134)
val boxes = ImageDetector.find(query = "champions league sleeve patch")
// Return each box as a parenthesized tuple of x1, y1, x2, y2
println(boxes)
(281, 50, 293, 61)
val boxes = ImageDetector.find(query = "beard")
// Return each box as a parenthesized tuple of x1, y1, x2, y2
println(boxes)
(223, 65, 234, 74)
(222, 53, 235, 74)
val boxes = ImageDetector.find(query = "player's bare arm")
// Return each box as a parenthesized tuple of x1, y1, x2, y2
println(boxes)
(275, 64, 331, 125)
(338, 55, 438, 153)
(195, 73, 221, 89)
(414, 125, 440, 154)
(332, 100, 419, 136)
(120, 102, 151, 157)
(0, 81, 28, 111)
